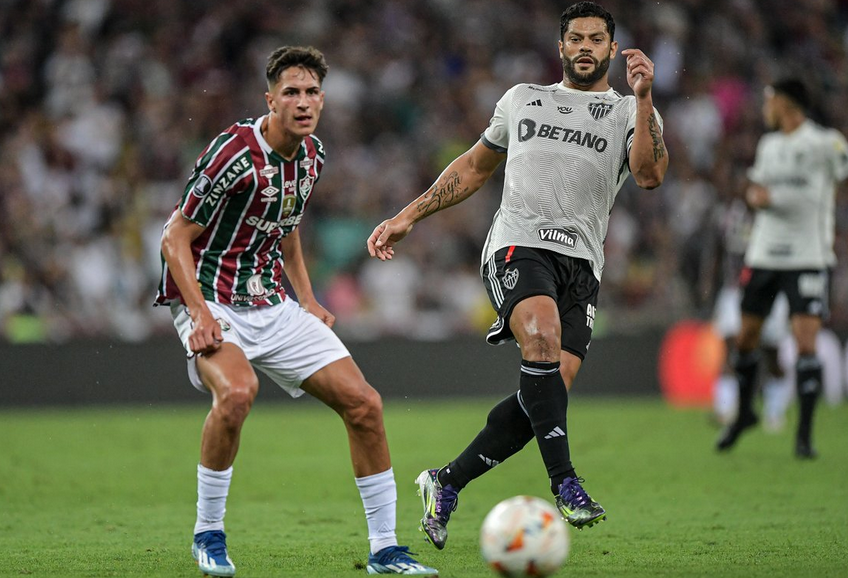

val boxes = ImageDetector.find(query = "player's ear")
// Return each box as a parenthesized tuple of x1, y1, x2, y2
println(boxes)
(265, 92, 273, 112)
(609, 40, 618, 59)
(558, 40, 564, 60)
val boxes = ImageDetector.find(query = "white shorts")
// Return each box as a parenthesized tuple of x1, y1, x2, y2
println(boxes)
(170, 298, 350, 397)
(712, 286, 789, 347)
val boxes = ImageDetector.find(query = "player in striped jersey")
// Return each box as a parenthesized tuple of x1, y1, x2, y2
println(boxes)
(367, 1, 667, 548)
(716, 79, 848, 459)
(156, 46, 437, 577)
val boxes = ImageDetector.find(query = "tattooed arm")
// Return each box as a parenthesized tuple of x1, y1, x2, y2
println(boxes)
(367, 140, 505, 261)
(621, 48, 668, 189)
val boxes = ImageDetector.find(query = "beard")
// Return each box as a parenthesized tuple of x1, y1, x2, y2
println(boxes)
(562, 52, 611, 87)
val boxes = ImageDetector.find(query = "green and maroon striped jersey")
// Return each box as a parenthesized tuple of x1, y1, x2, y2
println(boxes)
(155, 116, 324, 307)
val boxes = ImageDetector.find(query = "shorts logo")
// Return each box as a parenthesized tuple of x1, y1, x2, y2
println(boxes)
(586, 304, 596, 329)
(216, 318, 231, 332)
(503, 268, 519, 290)
(191, 174, 213, 199)
(538, 228, 578, 248)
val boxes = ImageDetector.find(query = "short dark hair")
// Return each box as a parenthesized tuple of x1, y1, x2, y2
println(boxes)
(770, 78, 810, 112)
(266, 46, 329, 87)
(560, 1, 615, 41)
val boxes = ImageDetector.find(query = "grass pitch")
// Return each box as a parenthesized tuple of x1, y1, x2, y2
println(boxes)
(1, 397, 846, 577)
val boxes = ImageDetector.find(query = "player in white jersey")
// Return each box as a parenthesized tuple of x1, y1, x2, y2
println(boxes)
(710, 193, 791, 429)
(367, 1, 667, 548)
(159, 46, 437, 577)
(716, 78, 848, 458)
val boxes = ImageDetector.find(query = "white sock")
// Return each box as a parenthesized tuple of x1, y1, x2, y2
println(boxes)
(355, 468, 398, 554)
(714, 374, 738, 422)
(763, 376, 792, 420)
(194, 464, 233, 535)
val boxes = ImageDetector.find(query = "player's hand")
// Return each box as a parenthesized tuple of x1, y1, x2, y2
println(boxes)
(621, 49, 654, 98)
(301, 299, 335, 328)
(746, 184, 771, 209)
(188, 305, 223, 355)
(366, 217, 414, 261)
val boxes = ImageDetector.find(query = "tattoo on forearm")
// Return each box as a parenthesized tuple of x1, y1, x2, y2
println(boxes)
(648, 113, 665, 162)
(416, 171, 469, 216)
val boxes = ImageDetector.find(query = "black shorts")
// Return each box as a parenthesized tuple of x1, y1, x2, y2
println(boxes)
(481, 245, 600, 360)
(739, 267, 830, 319)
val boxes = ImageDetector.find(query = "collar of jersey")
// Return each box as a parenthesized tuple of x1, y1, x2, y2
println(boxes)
(555, 82, 616, 96)
(253, 115, 307, 162)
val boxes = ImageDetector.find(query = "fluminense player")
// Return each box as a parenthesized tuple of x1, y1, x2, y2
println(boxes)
(155, 46, 437, 577)
(716, 78, 848, 458)
(367, 1, 667, 549)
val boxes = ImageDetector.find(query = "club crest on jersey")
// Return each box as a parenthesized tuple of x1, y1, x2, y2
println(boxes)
(299, 175, 315, 199)
(587, 102, 613, 120)
(191, 174, 213, 199)
(502, 268, 519, 290)
(261, 186, 279, 203)
(259, 164, 279, 178)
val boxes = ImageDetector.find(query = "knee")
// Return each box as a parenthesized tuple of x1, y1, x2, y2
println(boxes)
(214, 377, 258, 428)
(342, 383, 384, 432)
(519, 327, 560, 362)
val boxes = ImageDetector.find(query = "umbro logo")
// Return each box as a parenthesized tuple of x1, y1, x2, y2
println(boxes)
(526, 99, 543, 107)
(544, 426, 566, 439)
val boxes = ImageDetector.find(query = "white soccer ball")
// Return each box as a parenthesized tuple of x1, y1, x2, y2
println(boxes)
(480, 495, 570, 577)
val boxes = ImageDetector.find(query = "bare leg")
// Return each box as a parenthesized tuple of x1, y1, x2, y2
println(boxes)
(301, 356, 390, 477)
(196, 343, 260, 470)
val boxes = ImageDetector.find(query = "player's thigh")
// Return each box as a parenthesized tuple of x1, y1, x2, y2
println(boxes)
(482, 246, 559, 346)
(739, 268, 780, 318)
(196, 343, 259, 400)
(254, 299, 351, 398)
(300, 356, 380, 415)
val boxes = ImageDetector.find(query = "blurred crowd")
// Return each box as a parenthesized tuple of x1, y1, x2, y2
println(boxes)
(1, 0, 848, 344)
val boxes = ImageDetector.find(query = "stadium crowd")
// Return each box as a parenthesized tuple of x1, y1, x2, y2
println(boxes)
(1, 0, 847, 344)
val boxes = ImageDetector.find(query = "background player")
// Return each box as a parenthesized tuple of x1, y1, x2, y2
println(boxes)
(367, 1, 667, 549)
(156, 46, 437, 576)
(716, 78, 848, 458)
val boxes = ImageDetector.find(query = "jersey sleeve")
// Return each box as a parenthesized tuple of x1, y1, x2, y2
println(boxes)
(481, 85, 518, 153)
(746, 137, 769, 185)
(179, 133, 254, 227)
(827, 129, 848, 182)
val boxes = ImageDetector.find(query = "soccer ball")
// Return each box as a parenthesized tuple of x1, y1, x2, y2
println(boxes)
(480, 495, 570, 577)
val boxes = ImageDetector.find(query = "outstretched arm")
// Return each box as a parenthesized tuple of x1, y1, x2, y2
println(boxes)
(367, 140, 506, 260)
(621, 48, 668, 189)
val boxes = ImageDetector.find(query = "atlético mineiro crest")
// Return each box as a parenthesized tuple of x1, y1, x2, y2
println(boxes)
(502, 268, 519, 290)
(587, 102, 613, 120)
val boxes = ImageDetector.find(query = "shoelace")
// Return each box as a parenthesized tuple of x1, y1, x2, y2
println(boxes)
(201, 533, 229, 559)
(435, 484, 459, 521)
(383, 545, 419, 563)
(561, 477, 591, 508)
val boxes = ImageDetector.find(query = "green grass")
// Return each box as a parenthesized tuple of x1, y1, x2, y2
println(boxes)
(1, 397, 846, 577)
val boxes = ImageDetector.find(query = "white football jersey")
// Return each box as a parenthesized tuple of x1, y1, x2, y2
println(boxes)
(746, 120, 848, 269)
(481, 82, 662, 281)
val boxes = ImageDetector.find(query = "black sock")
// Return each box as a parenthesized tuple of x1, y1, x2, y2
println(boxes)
(796, 355, 822, 444)
(517, 359, 574, 494)
(733, 349, 760, 417)
(438, 392, 534, 490)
